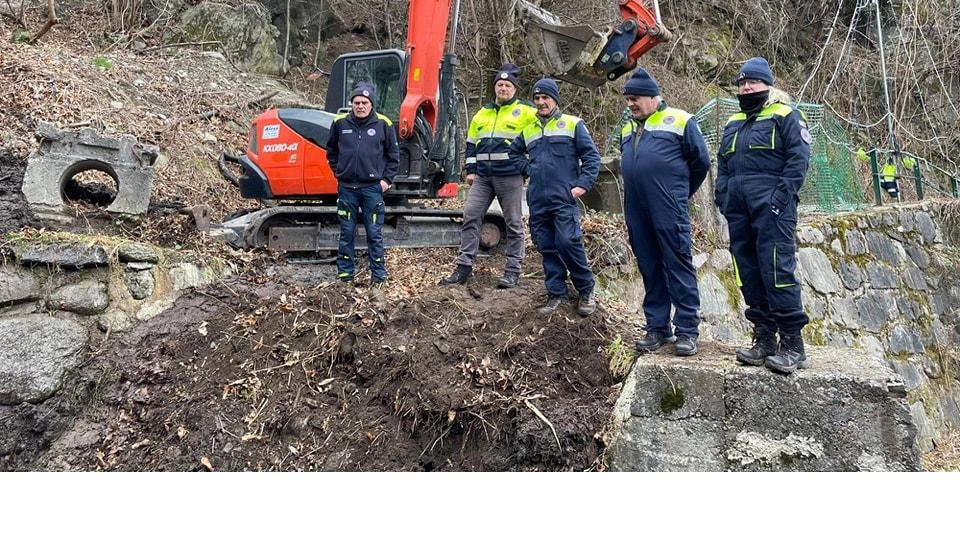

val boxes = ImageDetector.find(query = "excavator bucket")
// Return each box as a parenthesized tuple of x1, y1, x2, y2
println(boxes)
(517, 0, 673, 88)
(518, 1, 609, 88)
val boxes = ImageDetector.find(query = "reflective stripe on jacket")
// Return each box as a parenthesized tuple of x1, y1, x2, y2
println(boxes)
(465, 97, 538, 177)
(508, 110, 600, 210)
(715, 101, 811, 210)
(619, 104, 711, 204)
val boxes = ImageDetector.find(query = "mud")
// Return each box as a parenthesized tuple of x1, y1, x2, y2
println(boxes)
(2, 256, 628, 471)
(0, 152, 40, 234)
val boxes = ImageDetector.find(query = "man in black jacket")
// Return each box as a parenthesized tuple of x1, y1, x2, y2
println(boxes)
(326, 82, 400, 286)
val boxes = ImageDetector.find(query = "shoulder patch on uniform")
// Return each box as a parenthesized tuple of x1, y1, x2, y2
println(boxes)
(800, 127, 812, 144)
(557, 120, 566, 128)
(663, 115, 675, 124)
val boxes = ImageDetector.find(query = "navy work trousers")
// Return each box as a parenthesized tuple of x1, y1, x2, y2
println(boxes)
(723, 177, 809, 334)
(337, 183, 387, 283)
(626, 211, 700, 338)
(529, 203, 594, 297)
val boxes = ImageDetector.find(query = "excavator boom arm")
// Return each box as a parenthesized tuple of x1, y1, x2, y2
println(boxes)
(398, 0, 453, 140)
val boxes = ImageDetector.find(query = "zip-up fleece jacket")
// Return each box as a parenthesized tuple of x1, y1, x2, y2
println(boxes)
(465, 97, 538, 177)
(326, 110, 400, 188)
(508, 109, 601, 211)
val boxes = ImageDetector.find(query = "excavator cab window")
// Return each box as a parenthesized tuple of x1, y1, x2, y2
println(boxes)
(326, 50, 404, 121)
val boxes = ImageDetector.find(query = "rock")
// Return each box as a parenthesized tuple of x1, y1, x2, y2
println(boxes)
(888, 325, 924, 355)
(838, 260, 863, 290)
(47, 280, 109, 315)
(708, 249, 731, 269)
(904, 243, 930, 268)
(137, 295, 178, 321)
(798, 248, 841, 294)
(98, 310, 133, 333)
(123, 269, 155, 300)
(0, 315, 88, 404)
(797, 225, 824, 244)
(0, 266, 41, 305)
(865, 231, 905, 265)
(855, 291, 899, 333)
(15, 244, 109, 269)
(915, 212, 939, 244)
(910, 402, 935, 452)
(698, 273, 732, 321)
(179, 3, 285, 75)
(844, 229, 867, 255)
(170, 263, 226, 290)
(118, 242, 159, 263)
(865, 261, 900, 289)
(903, 266, 927, 290)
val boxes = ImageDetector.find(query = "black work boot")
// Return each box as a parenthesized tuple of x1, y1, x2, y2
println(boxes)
(635, 331, 675, 352)
(735, 329, 779, 366)
(496, 271, 520, 289)
(576, 291, 596, 316)
(765, 333, 810, 374)
(440, 264, 471, 285)
(539, 295, 564, 315)
(675, 335, 698, 357)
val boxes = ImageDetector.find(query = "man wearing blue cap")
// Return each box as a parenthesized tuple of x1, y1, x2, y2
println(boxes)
(508, 78, 601, 316)
(715, 56, 812, 374)
(441, 64, 538, 288)
(620, 68, 711, 357)
(326, 82, 400, 287)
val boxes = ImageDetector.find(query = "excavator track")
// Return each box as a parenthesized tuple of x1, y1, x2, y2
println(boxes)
(210, 205, 506, 262)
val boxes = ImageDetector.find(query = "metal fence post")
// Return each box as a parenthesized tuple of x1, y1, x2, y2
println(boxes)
(869, 149, 882, 206)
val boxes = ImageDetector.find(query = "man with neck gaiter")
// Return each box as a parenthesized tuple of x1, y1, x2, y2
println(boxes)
(715, 56, 812, 374)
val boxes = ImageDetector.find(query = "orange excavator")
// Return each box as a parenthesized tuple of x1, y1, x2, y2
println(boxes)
(215, 0, 670, 260)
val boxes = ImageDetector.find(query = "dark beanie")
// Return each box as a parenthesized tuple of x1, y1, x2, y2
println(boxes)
(733, 57, 774, 86)
(531, 78, 561, 104)
(622, 68, 660, 96)
(350, 82, 376, 104)
(493, 63, 521, 89)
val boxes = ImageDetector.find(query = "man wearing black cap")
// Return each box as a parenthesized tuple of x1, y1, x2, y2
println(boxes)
(715, 56, 812, 374)
(508, 78, 601, 316)
(326, 82, 400, 287)
(620, 68, 711, 357)
(440, 63, 538, 288)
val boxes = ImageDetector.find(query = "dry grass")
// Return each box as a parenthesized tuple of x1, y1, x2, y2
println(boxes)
(922, 429, 960, 472)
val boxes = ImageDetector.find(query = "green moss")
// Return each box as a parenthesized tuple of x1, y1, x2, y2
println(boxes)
(12, 29, 31, 43)
(92, 56, 113, 70)
(802, 319, 829, 347)
(660, 385, 685, 414)
(716, 267, 742, 310)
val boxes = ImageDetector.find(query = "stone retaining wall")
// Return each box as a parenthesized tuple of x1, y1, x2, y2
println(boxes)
(0, 239, 231, 405)
(605, 202, 960, 455)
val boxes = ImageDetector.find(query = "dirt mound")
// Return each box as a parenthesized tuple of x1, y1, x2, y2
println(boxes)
(7, 255, 627, 471)
(0, 153, 40, 233)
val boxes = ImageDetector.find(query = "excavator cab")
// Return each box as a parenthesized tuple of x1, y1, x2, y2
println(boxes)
(517, 0, 671, 88)
(324, 48, 460, 201)
(325, 50, 405, 120)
